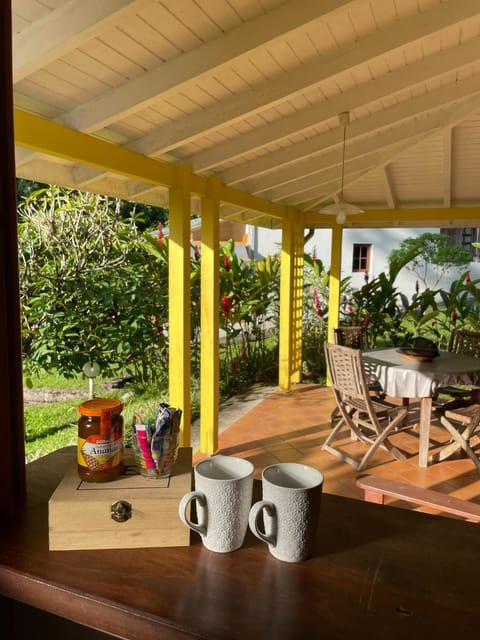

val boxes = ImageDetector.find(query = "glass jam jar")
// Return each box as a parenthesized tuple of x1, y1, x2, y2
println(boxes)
(77, 398, 124, 482)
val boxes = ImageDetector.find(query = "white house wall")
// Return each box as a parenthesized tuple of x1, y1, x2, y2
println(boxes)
(249, 226, 480, 299)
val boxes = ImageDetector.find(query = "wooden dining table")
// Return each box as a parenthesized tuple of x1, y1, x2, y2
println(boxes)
(0, 446, 479, 639)
(363, 348, 480, 467)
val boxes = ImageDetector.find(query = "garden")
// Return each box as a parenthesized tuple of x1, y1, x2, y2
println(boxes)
(19, 185, 480, 461)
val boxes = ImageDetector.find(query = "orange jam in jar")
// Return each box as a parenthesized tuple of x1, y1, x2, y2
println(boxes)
(77, 398, 124, 482)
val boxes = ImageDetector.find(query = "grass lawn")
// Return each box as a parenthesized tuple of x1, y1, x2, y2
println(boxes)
(23, 371, 196, 462)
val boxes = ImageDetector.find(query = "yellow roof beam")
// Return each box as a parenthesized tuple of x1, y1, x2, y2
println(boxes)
(304, 207, 480, 228)
(14, 109, 177, 188)
(14, 108, 291, 221)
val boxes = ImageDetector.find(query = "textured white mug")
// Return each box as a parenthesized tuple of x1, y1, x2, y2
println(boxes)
(178, 455, 254, 553)
(248, 462, 323, 562)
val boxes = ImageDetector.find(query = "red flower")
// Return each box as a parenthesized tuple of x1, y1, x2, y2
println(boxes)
(466, 272, 471, 282)
(222, 296, 230, 320)
(364, 316, 370, 326)
(223, 254, 230, 271)
(348, 306, 354, 314)
(313, 288, 322, 316)
(193, 244, 200, 261)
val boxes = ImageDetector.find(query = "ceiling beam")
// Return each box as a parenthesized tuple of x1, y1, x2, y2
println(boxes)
(14, 108, 177, 187)
(259, 92, 480, 204)
(443, 128, 453, 208)
(220, 74, 480, 186)
(382, 166, 396, 210)
(255, 118, 444, 200)
(14, 108, 288, 218)
(60, 0, 357, 132)
(13, 0, 144, 82)
(303, 207, 480, 229)
(127, 0, 480, 156)
(191, 38, 480, 173)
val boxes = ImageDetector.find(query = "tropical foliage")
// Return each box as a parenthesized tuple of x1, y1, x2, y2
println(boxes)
(18, 186, 480, 392)
(19, 187, 280, 396)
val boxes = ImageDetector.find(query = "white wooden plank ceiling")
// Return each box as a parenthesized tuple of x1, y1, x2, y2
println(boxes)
(11, 0, 480, 228)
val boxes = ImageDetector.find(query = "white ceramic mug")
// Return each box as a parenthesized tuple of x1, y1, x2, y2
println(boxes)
(248, 462, 323, 562)
(178, 455, 254, 553)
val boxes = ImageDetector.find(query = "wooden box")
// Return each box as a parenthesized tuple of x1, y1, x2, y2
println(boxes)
(48, 447, 192, 551)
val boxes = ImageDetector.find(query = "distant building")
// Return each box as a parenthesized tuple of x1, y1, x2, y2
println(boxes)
(247, 225, 480, 297)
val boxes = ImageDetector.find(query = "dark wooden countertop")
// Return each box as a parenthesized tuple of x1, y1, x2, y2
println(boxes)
(0, 447, 478, 639)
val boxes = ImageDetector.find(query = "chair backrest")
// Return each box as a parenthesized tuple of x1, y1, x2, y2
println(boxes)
(448, 329, 480, 358)
(332, 325, 369, 350)
(324, 342, 371, 405)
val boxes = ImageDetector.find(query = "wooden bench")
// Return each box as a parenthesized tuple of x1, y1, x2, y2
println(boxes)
(356, 475, 480, 523)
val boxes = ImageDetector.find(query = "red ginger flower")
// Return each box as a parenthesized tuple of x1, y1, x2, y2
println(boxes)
(222, 296, 230, 320)
(223, 254, 230, 271)
(313, 288, 322, 317)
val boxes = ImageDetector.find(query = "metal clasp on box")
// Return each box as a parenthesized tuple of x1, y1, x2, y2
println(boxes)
(111, 499, 132, 522)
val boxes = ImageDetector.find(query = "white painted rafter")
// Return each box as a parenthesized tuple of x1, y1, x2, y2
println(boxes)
(251, 112, 451, 198)
(60, 0, 358, 133)
(126, 0, 480, 156)
(382, 166, 396, 210)
(220, 74, 480, 186)
(443, 128, 453, 208)
(191, 38, 480, 173)
(13, 0, 145, 82)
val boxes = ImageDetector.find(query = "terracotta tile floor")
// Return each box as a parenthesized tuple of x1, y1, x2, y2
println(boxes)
(193, 384, 480, 519)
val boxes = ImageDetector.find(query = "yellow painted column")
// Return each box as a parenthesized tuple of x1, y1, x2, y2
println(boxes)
(168, 166, 192, 446)
(278, 209, 304, 390)
(327, 223, 343, 383)
(199, 177, 220, 453)
(291, 216, 305, 384)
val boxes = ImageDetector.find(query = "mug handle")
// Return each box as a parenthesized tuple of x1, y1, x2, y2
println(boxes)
(248, 500, 276, 545)
(178, 491, 207, 536)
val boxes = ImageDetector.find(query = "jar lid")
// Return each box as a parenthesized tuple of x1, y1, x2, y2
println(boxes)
(78, 398, 123, 416)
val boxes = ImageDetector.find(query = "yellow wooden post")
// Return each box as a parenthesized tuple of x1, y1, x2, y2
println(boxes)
(168, 166, 192, 446)
(291, 216, 304, 384)
(279, 209, 304, 389)
(326, 222, 343, 384)
(199, 177, 220, 453)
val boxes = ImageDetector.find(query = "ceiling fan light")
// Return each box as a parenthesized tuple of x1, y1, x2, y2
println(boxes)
(320, 201, 364, 216)
(319, 111, 364, 222)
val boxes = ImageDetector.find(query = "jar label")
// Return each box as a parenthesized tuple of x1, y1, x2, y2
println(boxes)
(78, 430, 123, 471)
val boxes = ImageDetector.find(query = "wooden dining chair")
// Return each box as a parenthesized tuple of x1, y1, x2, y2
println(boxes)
(330, 326, 386, 428)
(323, 342, 409, 472)
(333, 325, 370, 350)
(436, 329, 480, 407)
(430, 403, 480, 472)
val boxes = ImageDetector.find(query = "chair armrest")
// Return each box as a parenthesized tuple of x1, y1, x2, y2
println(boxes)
(356, 475, 480, 523)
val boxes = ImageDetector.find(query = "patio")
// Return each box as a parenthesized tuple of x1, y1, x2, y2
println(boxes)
(194, 383, 480, 519)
